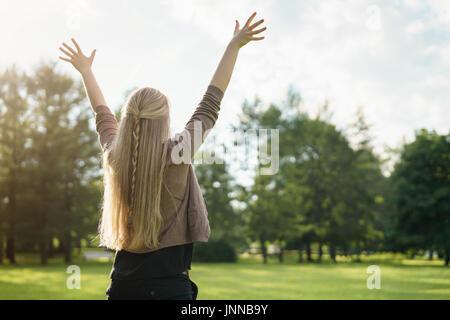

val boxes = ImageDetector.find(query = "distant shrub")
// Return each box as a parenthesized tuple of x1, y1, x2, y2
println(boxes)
(193, 238, 238, 263)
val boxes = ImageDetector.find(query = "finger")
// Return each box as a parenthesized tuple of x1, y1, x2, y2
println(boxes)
(250, 27, 266, 35)
(90, 49, 96, 59)
(249, 18, 264, 30)
(59, 47, 74, 58)
(234, 20, 239, 33)
(59, 56, 72, 63)
(244, 11, 257, 28)
(62, 42, 77, 55)
(250, 36, 265, 41)
(71, 38, 82, 53)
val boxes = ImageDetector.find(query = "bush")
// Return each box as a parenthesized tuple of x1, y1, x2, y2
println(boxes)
(193, 238, 238, 262)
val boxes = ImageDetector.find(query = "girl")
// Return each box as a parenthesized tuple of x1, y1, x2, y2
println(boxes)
(59, 12, 266, 300)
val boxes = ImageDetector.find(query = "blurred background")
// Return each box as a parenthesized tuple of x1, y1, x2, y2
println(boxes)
(0, 0, 448, 299)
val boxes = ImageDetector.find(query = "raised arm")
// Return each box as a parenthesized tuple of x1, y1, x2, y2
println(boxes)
(59, 38, 118, 150)
(59, 38, 106, 110)
(171, 12, 266, 164)
(209, 12, 266, 94)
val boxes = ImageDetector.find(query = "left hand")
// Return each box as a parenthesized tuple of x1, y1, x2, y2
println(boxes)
(59, 38, 96, 74)
(230, 12, 266, 49)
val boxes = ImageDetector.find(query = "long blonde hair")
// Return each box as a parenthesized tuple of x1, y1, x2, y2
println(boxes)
(99, 87, 171, 251)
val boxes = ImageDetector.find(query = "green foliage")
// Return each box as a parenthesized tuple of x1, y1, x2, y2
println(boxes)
(390, 129, 450, 263)
(0, 61, 447, 268)
(194, 159, 247, 250)
(236, 88, 387, 262)
(0, 63, 101, 264)
(192, 238, 238, 263)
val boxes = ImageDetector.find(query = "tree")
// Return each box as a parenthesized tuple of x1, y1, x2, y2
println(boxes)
(390, 129, 450, 265)
(342, 107, 385, 260)
(26, 62, 100, 264)
(237, 86, 386, 264)
(57, 99, 101, 263)
(0, 66, 32, 264)
(236, 88, 300, 263)
(194, 155, 246, 250)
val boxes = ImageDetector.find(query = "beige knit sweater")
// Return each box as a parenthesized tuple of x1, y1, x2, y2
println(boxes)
(94, 85, 224, 253)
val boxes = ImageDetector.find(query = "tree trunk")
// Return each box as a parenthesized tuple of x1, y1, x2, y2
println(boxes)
(428, 248, 433, 260)
(6, 237, 15, 264)
(6, 179, 17, 264)
(445, 248, 449, 267)
(278, 247, 284, 263)
(318, 242, 323, 262)
(63, 181, 73, 264)
(57, 238, 66, 254)
(39, 201, 48, 265)
(329, 242, 337, 263)
(354, 241, 362, 262)
(64, 232, 72, 264)
(39, 237, 48, 265)
(48, 237, 54, 259)
(77, 238, 82, 255)
(260, 238, 267, 264)
(298, 246, 303, 263)
(0, 231, 3, 264)
(306, 242, 312, 262)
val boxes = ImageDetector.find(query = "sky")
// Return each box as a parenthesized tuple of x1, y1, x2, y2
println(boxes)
(1, 0, 449, 180)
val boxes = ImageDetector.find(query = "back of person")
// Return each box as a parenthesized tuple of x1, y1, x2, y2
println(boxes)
(58, 11, 266, 300)
(97, 84, 223, 299)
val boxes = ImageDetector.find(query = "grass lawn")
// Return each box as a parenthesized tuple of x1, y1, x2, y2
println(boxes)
(0, 252, 448, 300)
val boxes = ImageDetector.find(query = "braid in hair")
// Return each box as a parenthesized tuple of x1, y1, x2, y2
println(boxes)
(128, 115, 140, 228)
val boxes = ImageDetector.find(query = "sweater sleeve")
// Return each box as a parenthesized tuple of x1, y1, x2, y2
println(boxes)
(170, 85, 224, 164)
(94, 105, 119, 151)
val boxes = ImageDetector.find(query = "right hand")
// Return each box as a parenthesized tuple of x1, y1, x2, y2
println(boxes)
(230, 12, 266, 49)
(59, 38, 96, 75)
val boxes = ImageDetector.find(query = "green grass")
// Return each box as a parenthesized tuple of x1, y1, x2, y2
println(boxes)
(0, 252, 448, 300)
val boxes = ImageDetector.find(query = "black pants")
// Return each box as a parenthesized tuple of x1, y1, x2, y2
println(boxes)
(106, 273, 198, 300)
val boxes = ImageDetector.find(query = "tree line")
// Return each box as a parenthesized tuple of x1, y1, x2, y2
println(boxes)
(0, 63, 448, 265)
(0, 63, 101, 264)
(224, 86, 449, 265)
